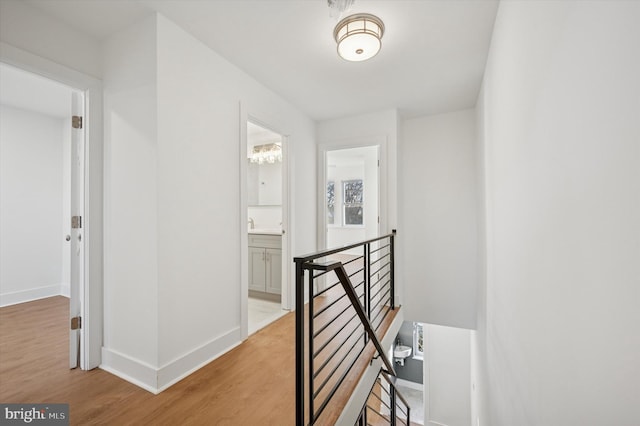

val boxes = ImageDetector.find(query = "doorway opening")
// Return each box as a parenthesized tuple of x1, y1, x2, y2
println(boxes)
(245, 120, 288, 335)
(324, 145, 380, 251)
(0, 63, 85, 368)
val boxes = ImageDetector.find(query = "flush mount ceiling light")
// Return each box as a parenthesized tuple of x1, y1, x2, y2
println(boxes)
(333, 13, 385, 62)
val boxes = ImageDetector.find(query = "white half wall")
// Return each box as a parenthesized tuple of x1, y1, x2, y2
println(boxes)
(400, 109, 479, 329)
(0, 105, 68, 306)
(474, 2, 640, 425)
(424, 324, 471, 426)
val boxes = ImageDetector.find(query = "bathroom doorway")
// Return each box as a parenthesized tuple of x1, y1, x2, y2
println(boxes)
(245, 120, 288, 335)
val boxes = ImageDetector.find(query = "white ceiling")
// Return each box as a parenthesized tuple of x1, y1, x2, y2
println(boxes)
(23, 0, 499, 121)
(248, 121, 282, 146)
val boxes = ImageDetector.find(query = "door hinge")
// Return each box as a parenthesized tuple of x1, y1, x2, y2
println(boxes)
(72, 116, 83, 129)
(71, 216, 82, 229)
(71, 316, 82, 330)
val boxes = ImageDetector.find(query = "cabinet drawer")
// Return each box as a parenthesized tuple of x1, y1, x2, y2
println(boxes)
(248, 234, 282, 249)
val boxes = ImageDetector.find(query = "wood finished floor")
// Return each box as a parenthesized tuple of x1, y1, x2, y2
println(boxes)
(0, 295, 398, 426)
(1, 296, 295, 425)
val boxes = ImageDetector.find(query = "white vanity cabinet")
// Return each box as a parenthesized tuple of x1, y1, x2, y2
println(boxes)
(248, 233, 281, 297)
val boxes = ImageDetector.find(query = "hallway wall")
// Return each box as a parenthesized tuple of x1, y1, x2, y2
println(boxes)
(400, 109, 479, 329)
(474, 2, 640, 424)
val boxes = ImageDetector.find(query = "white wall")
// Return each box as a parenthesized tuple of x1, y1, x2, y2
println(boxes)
(247, 206, 281, 230)
(424, 324, 471, 426)
(474, 2, 640, 425)
(156, 12, 315, 370)
(102, 14, 160, 377)
(401, 109, 478, 329)
(101, 12, 316, 392)
(0, 105, 67, 305)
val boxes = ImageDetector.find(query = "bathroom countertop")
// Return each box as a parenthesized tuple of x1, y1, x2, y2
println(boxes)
(248, 229, 282, 236)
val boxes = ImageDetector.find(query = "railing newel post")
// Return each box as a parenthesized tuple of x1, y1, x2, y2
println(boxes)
(390, 383, 397, 426)
(308, 269, 315, 424)
(295, 259, 305, 426)
(364, 243, 370, 344)
(390, 231, 395, 310)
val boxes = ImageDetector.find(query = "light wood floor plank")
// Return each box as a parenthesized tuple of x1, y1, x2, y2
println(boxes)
(0, 294, 397, 425)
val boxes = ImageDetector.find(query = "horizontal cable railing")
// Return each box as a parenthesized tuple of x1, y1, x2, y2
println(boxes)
(355, 369, 411, 426)
(295, 232, 403, 425)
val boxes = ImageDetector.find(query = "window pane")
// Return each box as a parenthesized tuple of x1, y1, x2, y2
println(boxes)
(343, 179, 363, 226)
(343, 180, 363, 203)
(413, 322, 424, 360)
(344, 206, 363, 225)
(327, 181, 335, 225)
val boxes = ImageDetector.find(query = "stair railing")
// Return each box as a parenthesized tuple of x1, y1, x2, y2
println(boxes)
(356, 369, 412, 426)
(294, 231, 402, 425)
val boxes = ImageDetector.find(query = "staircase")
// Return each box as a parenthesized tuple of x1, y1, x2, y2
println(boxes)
(294, 232, 411, 425)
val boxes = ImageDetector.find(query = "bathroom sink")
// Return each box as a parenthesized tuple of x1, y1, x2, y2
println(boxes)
(394, 344, 412, 359)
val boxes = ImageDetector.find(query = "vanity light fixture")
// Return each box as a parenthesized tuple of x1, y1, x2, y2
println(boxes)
(333, 13, 385, 62)
(250, 143, 282, 164)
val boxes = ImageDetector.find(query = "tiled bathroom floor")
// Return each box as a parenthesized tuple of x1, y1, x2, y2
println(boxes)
(395, 381, 425, 425)
(248, 297, 287, 335)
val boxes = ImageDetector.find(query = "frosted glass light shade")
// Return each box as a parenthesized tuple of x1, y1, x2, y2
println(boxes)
(334, 13, 385, 62)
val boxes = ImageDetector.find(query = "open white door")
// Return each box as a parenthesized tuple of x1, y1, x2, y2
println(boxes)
(69, 91, 85, 369)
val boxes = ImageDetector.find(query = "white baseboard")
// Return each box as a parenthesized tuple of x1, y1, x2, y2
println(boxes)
(157, 327, 242, 391)
(100, 327, 242, 394)
(100, 348, 159, 393)
(0, 284, 67, 307)
(59, 283, 70, 298)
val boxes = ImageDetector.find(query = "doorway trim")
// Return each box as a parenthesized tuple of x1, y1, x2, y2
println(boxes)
(317, 135, 388, 251)
(1, 42, 104, 370)
(239, 103, 292, 340)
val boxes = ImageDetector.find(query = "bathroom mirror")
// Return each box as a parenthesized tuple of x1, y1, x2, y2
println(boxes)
(247, 160, 282, 206)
